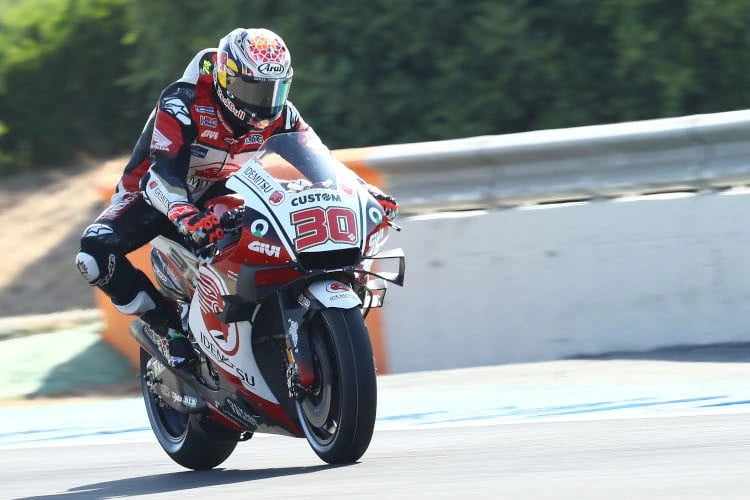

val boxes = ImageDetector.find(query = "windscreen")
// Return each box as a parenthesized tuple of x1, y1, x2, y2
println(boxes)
(253, 131, 349, 189)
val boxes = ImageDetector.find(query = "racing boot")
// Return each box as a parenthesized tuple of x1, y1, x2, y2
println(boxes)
(141, 300, 198, 368)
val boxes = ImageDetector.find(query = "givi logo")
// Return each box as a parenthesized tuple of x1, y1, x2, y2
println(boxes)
(248, 240, 281, 258)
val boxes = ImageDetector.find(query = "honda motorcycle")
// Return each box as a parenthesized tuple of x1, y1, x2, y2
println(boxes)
(130, 131, 405, 469)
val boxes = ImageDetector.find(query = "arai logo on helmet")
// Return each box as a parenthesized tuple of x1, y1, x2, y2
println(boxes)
(258, 62, 286, 76)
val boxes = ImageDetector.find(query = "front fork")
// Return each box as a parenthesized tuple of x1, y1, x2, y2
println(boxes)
(277, 289, 316, 401)
(278, 278, 362, 400)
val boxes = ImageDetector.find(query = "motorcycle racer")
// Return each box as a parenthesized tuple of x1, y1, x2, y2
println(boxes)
(75, 28, 398, 367)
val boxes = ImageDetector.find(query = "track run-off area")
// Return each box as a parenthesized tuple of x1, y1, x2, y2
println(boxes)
(4, 353, 750, 499)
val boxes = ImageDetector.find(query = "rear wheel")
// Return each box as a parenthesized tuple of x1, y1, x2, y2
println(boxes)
(296, 308, 377, 464)
(140, 348, 239, 470)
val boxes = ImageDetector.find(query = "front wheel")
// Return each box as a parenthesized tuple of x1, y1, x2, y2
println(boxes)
(140, 348, 239, 470)
(296, 308, 377, 464)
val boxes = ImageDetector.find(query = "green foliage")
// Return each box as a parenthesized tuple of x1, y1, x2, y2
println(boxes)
(0, 0, 140, 174)
(2, 0, 750, 174)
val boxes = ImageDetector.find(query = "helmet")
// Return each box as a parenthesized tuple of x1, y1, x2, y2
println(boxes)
(214, 28, 293, 130)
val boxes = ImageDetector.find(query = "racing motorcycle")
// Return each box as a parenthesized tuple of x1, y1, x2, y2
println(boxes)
(130, 131, 405, 469)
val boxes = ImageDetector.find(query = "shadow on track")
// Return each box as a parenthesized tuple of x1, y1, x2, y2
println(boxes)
(13, 465, 345, 499)
(567, 342, 750, 363)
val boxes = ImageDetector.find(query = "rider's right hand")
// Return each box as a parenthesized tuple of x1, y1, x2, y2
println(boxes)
(168, 203, 225, 248)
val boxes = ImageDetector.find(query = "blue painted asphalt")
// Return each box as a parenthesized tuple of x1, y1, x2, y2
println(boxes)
(2, 376, 750, 448)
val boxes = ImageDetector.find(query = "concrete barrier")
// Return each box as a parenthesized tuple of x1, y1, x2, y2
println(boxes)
(381, 189, 750, 372)
(93, 110, 750, 374)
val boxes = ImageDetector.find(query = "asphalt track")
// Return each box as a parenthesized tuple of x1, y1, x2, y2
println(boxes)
(4, 355, 750, 499)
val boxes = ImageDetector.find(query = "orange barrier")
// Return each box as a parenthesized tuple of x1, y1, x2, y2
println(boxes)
(95, 149, 389, 373)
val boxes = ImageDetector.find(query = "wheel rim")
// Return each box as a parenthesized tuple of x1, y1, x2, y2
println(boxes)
(299, 327, 341, 446)
(154, 398, 189, 440)
(143, 358, 189, 441)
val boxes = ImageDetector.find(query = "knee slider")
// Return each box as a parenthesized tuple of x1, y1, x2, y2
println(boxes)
(78, 224, 119, 286)
(75, 252, 102, 284)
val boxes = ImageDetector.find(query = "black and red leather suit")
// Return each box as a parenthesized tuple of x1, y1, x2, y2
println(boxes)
(75, 49, 310, 317)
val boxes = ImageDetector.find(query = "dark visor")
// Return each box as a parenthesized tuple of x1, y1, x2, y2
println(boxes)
(226, 75, 291, 119)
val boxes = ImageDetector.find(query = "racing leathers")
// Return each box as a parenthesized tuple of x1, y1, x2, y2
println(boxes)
(75, 48, 311, 325)
(75, 48, 398, 341)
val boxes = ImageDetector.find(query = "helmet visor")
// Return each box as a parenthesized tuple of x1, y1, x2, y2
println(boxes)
(226, 75, 291, 120)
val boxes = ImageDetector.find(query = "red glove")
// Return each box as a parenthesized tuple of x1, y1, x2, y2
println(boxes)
(168, 203, 225, 247)
(368, 186, 399, 221)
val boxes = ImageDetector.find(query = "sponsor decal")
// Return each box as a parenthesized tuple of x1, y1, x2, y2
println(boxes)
(151, 359, 167, 377)
(291, 192, 342, 207)
(287, 319, 299, 350)
(153, 265, 169, 287)
(199, 332, 255, 386)
(197, 268, 243, 357)
(251, 219, 269, 237)
(187, 177, 213, 192)
(232, 366, 255, 386)
(200, 129, 219, 140)
(269, 190, 285, 205)
(342, 184, 355, 197)
(248, 240, 281, 258)
(329, 292, 358, 302)
(198, 274, 225, 315)
(200, 59, 213, 75)
(196, 105, 216, 115)
(171, 390, 198, 408)
(152, 187, 170, 209)
(326, 282, 350, 293)
(200, 115, 217, 128)
(369, 206, 383, 224)
(298, 294, 311, 308)
(163, 261, 184, 290)
(217, 88, 246, 120)
(244, 134, 264, 145)
(151, 127, 173, 152)
(226, 399, 258, 427)
(190, 145, 209, 158)
(258, 62, 286, 76)
(241, 165, 274, 194)
(193, 166, 223, 178)
(162, 97, 192, 125)
(97, 192, 140, 221)
(285, 104, 300, 130)
(148, 180, 157, 189)
(82, 223, 113, 238)
(368, 228, 387, 252)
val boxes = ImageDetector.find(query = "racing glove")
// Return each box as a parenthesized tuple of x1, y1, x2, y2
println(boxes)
(368, 185, 399, 222)
(168, 203, 225, 248)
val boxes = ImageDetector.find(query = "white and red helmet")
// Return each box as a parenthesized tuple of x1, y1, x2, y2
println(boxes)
(214, 28, 293, 129)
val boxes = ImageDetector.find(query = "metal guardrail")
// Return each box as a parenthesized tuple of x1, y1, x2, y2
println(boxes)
(370, 109, 750, 213)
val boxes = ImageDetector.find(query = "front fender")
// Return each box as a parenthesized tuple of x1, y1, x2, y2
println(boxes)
(306, 280, 361, 309)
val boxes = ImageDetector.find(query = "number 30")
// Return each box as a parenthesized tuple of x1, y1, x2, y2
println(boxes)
(291, 207, 358, 251)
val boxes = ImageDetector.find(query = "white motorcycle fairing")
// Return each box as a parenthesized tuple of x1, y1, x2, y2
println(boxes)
(189, 264, 278, 403)
(306, 280, 362, 309)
